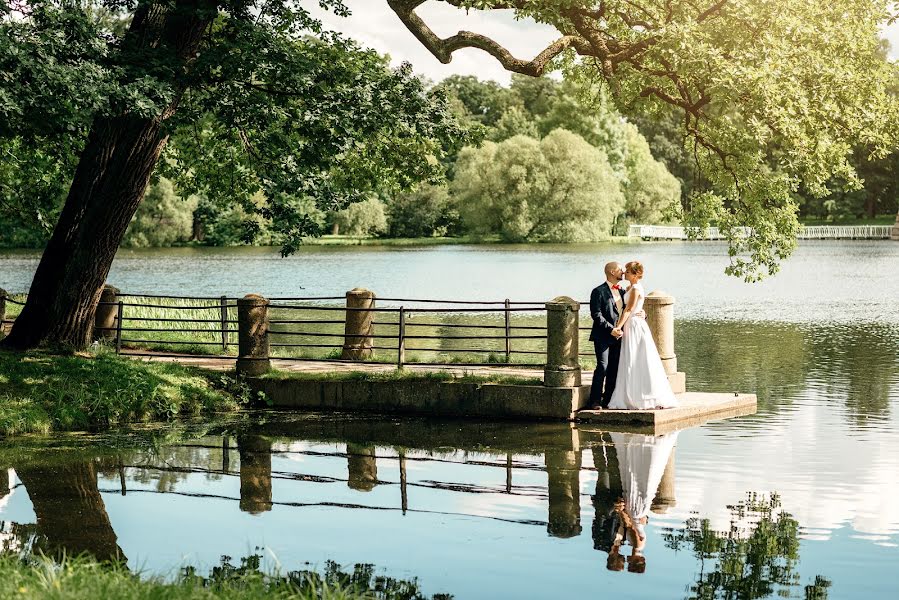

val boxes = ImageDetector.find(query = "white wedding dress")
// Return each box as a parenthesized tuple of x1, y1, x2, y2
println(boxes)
(610, 431, 680, 522)
(607, 283, 678, 410)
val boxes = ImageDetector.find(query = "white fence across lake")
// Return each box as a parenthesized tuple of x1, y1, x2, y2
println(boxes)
(628, 224, 894, 241)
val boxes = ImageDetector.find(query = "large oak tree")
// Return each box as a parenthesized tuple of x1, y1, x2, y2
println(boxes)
(2, 0, 897, 351)
(389, 0, 899, 277)
(0, 0, 468, 350)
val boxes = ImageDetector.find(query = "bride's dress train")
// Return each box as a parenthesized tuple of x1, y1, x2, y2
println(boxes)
(607, 283, 678, 410)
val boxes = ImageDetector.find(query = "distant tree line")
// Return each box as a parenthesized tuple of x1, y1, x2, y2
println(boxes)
(3, 72, 895, 250)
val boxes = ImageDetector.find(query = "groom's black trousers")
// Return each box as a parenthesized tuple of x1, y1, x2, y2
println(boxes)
(589, 339, 621, 407)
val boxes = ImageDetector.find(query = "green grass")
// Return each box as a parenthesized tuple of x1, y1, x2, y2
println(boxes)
(0, 553, 446, 600)
(0, 349, 242, 436)
(261, 368, 542, 386)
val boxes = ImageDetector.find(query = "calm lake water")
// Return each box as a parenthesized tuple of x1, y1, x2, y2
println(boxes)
(1, 241, 898, 599)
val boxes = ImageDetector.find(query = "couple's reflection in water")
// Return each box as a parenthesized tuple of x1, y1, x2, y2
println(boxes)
(591, 431, 678, 575)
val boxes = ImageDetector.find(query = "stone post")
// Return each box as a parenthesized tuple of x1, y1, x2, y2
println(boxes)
(544, 296, 581, 387)
(342, 288, 375, 360)
(644, 291, 685, 394)
(0, 288, 7, 329)
(650, 448, 677, 514)
(346, 443, 378, 492)
(94, 284, 120, 341)
(891, 211, 899, 241)
(545, 449, 582, 538)
(237, 435, 273, 514)
(236, 294, 270, 376)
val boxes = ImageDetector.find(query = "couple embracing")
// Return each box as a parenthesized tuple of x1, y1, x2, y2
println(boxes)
(587, 261, 678, 411)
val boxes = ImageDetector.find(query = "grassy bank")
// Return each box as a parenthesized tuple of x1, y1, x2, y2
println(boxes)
(0, 554, 445, 600)
(261, 368, 543, 386)
(0, 350, 242, 436)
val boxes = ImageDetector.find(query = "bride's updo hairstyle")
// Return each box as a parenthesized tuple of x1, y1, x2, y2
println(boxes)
(625, 261, 644, 279)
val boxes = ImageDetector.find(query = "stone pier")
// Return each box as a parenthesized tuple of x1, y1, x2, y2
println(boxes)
(891, 212, 899, 241)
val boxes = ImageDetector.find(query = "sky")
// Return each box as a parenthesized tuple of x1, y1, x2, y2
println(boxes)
(306, 0, 899, 85)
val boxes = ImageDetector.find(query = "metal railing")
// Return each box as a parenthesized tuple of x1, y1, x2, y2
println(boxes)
(628, 224, 894, 240)
(265, 298, 550, 367)
(1, 291, 612, 368)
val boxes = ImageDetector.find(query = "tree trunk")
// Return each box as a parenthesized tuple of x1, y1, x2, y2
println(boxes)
(865, 194, 877, 219)
(2, 119, 169, 349)
(15, 458, 126, 562)
(0, 2, 213, 351)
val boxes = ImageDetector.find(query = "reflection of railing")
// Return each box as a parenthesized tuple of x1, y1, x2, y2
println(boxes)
(628, 224, 893, 240)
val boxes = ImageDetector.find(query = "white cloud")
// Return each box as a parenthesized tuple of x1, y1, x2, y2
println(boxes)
(304, 0, 560, 85)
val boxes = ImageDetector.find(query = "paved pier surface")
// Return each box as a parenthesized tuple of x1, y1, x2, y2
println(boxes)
(577, 392, 757, 434)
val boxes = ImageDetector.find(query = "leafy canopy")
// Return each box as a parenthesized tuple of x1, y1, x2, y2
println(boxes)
(392, 0, 899, 279)
(0, 1, 472, 254)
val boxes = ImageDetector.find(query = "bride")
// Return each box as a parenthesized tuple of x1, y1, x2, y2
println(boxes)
(606, 261, 678, 410)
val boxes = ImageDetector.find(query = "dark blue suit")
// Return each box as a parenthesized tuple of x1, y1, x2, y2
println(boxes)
(588, 282, 625, 407)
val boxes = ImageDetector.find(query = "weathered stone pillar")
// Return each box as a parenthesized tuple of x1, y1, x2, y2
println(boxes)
(545, 449, 582, 538)
(346, 443, 378, 492)
(644, 291, 685, 393)
(0, 288, 7, 334)
(342, 288, 375, 360)
(544, 296, 581, 387)
(236, 294, 270, 376)
(94, 284, 120, 341)
(891, 211, 899, 241)
(650, 448, 677, 514)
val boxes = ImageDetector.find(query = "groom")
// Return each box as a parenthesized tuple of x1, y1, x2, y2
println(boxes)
(588, 261, 628, 409)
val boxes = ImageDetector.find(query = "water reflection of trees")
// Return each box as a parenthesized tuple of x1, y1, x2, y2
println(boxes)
(663, 493, 832, 600)
(805, 323, 899, 424)
(187, 554, 453, 599)
(13, 457, 125, 562)
(677, 320, 899, 422)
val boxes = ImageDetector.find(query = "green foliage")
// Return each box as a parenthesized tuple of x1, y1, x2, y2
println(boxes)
(122, 178, 198, 248)
(452, 129, 625, 242)
(446, 0, 899, 279)
(332, 197, 388, 237)
(0, 553, 451, 600)
(535, 80, 630, 173)
(663, 493, 831, 600)
(620, 123, 681, 224)
(0, 350, 240, 435)
(433, 75, 518, 126)
(0, 1, 472, 255)
(0, 137, 76, 248)
(488, 106, 539, 142)
(385, 184, 460, 238)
